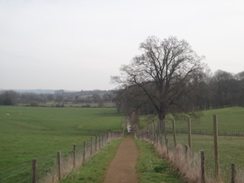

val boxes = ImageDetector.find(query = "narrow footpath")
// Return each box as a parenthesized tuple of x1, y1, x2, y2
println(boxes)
(103, 135, 139, 183)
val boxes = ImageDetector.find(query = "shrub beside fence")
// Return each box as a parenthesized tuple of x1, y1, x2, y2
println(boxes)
(0, 131, 123, 183)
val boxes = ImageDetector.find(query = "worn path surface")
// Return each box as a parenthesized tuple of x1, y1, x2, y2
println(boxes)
(103, 135, 139, 183)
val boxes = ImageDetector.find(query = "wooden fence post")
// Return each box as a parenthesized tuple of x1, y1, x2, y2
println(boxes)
(156, 122, 159, 147)
(153, 122, 156, 144)
(101, 134, 103, 148)
(105, 132, 107, 141)
(184, 145, 189, 161)
(172, 120, 177, 148)
(163, 119, 167, 143)
(147, 125, 149, 139)
(200, 151, 205, 183)
(99, 135, 101, 150)
(188, 118, 192, 149)
(104, 132, 106, 145)
(57, 152, 61, 180)
(90, 137, 93, 156)
(105, 132, 108, 144)
(95, 136, 97, 152)
(73, 145, 76, 168)
(213, 115, 220, 179)
(102, 134, 104, 147)
(82, 141, 86, 165)
(166, 138, 169, 154)
(32, 159, 37, 183)
(230, 163, 236, 183)
(104, 133, 105, 146)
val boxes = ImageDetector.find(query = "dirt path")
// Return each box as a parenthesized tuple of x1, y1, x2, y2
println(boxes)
(103, 135, 139, 183)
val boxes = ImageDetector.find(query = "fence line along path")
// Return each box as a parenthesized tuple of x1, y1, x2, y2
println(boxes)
(103, 135, 139, 183)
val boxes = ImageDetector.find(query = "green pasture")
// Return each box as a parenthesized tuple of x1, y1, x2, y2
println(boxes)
(140, 107, 244, 181)
(166, 134, 244, 181)
(163, 107, 244, 181)
(0, 106, 123, 173)
(140, 107, 244, 133)
(170, 107, 244, 133)
(1, 106, 244, 182)
(23, 101, 116, 108)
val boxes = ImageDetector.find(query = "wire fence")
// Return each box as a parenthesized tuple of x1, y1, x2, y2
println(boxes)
(166, 128, 244, 137)
(0, 131, 123, 183)
(135, 117, 244, 183)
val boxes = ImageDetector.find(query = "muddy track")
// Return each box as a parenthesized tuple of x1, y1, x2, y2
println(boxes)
(103, 135, 139, 183)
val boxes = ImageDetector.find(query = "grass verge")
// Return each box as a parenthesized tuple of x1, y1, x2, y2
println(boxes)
(61, 138, 123, 183)
(134, 139, 188, 183)
(166, 133, 244, 181)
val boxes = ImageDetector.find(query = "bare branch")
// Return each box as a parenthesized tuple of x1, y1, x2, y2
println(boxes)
(113, 36, 205, 120)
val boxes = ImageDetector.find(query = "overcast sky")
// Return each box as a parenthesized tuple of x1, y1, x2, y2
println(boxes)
(1, 0, 244, 91)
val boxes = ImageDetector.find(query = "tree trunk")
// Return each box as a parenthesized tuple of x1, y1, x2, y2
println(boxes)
(129, 109, 139, 132)
(158, 112, 166, 134)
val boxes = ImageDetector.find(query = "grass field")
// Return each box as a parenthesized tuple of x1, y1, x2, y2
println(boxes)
(1, 106, 244, 182)
(139, 107, 244, 181)
(166, 134, 244, 180)
(140, 107, 244, 134)
(0, 106, 123, 182)
(163, 107, 244, 181)
(169, 107, 244, 133)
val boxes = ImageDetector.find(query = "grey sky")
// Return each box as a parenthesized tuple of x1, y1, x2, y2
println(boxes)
(1, 0, 244, 90)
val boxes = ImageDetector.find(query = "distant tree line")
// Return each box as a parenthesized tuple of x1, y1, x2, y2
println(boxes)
(0, 90, 115, 107)
(114, 69, 244, 116)
(200, 70, 244, 109)
(1, 70, 243, 110)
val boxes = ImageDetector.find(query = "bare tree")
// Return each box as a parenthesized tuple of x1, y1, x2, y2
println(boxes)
(112, 36, 205, 130)
(0, 90, 19, 105)
(235, 71, 244, 80)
